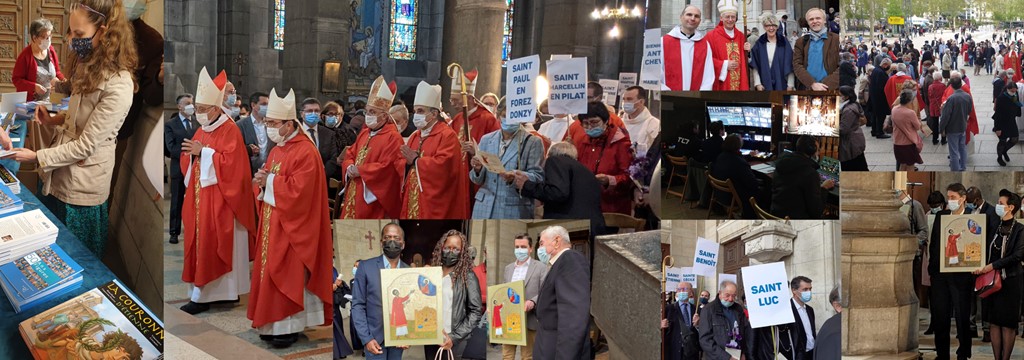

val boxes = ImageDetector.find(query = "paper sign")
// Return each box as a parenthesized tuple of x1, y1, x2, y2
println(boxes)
(599, 79, 619, 107)
(692, 237, 720, 277)
(550, 54, 572, 61)
(740, 262, 795, 328)
(640, 28, 664, 90)
(380, 267, 445, 346)
(618, 73, 638, 96)
(478, 151, 507, 174)
(488, 281, 528, 346)
(506, 55, 540, 124)
(665, 266, 684, 292)
(718, 273, 737, 291)
(680, 267, 697, 286)
(546, 58, 588, 115)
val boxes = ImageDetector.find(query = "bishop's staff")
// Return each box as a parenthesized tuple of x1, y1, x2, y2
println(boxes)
(661, 255, 674, 360)
(447, 63, 474, 207)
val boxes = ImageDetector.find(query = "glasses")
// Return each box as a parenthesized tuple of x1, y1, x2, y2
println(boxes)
(580, 119, 604, 129)
(71, 2, 107, 22)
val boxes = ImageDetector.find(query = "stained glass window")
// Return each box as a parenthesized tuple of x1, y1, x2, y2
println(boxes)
(501, 0, 514, 65)
(273, 0, 285, 50)
(389, 0, 417, 60)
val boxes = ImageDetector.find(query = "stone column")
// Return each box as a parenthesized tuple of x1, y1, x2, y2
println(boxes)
(281, 0, 348, 102)
(841, 172, 919, 358)
(165, 0, 218, 101)
(440, 0, 506, 105)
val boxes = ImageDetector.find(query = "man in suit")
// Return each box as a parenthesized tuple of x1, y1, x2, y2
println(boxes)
(928, 183, 974, 360)
(784, 276, 816, 360)
(662, 281, 700, 360)
(779, 15, 789, 40)
(813, 287, 841, 360)
(352, 223, 408, 360)
(164, 93, 198, 244)
(236, 91, 273, 175)
(502, 233, 549, 360)
(299, 98, 343, 186)
(533, 226, 591, 360)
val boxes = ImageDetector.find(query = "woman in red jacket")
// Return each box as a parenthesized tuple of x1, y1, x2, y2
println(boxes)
(575, 101, 634, 215)
(13, 18, 66, 101)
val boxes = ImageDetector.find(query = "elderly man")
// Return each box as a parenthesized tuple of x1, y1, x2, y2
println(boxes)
(793, 8, 840, 91)
(502, 233, 549, 360)
(939, 73, 974, 171)
(533, 226, 591, 360)
(388, 104, 416, 139)
(706, 0, 749, 90)
(352, 223, 410, 360)
(699, 281, 753, 360)
(339, 76, 405, 219)
(400, 81, 468, 218)
(662, 281, 700, 360)
(469, 109, 545, 219)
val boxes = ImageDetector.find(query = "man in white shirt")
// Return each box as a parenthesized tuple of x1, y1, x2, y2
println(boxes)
(502, 234, 549, 360)
(786, 276, 816, 360)
(620, 86, 661, 156)
(237, 92, 273, 175)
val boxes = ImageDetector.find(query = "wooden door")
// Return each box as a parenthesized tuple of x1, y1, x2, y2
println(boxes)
(907, 171, 933, 207)
(721, 237, 749, 295)
(0, 0, 70, 94)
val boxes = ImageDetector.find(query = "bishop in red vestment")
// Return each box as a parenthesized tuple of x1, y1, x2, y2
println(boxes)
(706, 0, 749, 91)
(449, 68, 499, 214)
(883, 67, 925, 112)
(1004, 49, 1022, 83)
(401, 81, 469, 219)
(340, 76, 404, 219)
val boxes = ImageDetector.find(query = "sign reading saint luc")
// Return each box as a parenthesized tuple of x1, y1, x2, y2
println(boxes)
(741, 262, 796, 328)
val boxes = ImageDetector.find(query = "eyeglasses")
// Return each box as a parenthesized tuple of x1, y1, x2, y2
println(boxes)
(71, 2, 107, 22)
(580, 118, 604, 129)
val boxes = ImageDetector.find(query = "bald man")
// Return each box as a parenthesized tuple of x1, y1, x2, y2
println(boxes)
(698, 281, 753, 360)
(663, 281, 701, 360)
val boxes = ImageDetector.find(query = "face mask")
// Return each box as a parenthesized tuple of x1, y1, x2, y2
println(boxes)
(586, 124, 606, 138)
(183, 104, 195, 117)
(70, 37, 93, 58)
(228, 107, 240, 118)
(676, 292, 689, 303)
(996, 204, 1007, 217)
(501, 119, 520, 134)
(364, 115, 379, 129)
(622, 101, 636, 114)
(965, 203, 977, 212)
(225, 94, 238, 107)
(514, 248, 529, 262)
(304, 112, 320, 126)
(484, 105, 496, 114)
(124, 0, 148, 20)
(413, 113, 428, 129)
(267, 125, 289, 144)
(383, 240, 403, 259)
(721, 299, 734, 308)
(800, 291, 812, 302)
(441, 250, 460, 267)
(196, 112, 213, 126)
(352, 267, 358, 278)
(930, 207, 942, 214)
(258, 105, 268, 118)
(38, 38, 51, 50)
(948, 199, 961, 211)
(537, 246, 551, 264)
(326, 116, 340, 128)
(700, 298, 709, 305)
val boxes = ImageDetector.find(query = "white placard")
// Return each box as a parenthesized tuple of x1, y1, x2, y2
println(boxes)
(681, 267, 697, 286)
(718, 273, 737, 291)
(639, 28, 664, 90)
(550, 54, 573, 61)
(740, 262, 796, 328)
(618, 72, 638, 96)
(598, 79, 619, 107)
(505, 55, 540, 124)
(546, 58, 588, 115)
(692, 237, 720, 277)
(665, 266, 684, 292)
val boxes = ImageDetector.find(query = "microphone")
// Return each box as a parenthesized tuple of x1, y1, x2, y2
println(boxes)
(907, 182, 924, 186)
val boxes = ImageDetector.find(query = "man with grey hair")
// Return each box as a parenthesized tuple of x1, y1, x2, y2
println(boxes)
(813, 286, 841, 360)
(793, 8, 839, 92)
(994, 69, 1011, 105)
(939, 71, 973, 171)
(514, 143, 606, 232)
(533, 226, 591, 359)
(388, 104, 416, 139)
(662, 281, 701, 360)
(699, 280, 753, 360)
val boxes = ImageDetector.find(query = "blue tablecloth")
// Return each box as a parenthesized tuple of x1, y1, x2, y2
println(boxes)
(0, 188, 121, 358)
(0, 118, 26, 174)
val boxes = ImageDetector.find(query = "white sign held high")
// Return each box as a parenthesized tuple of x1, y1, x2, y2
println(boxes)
(741, 262, 796, 328)
(618, 72, 638, 96)
(546, 58, 588, 115)
(692, 237, 720, 277)
(640, 28, 664, 90)
(505, 55, 540, 124)
(680, 267, 697, 286)
(598, 79, 619, 107)
(665, 267, 684, 292)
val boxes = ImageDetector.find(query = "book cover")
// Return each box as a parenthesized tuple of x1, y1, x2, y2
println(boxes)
(19, 279, 164, 360)
(0, 244, 84, 302)
(0, 181, 22, 214)
(1, 276, 82, 313)
(0, 164, 18, 185)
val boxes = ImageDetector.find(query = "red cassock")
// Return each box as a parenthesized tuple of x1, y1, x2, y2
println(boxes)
(450, 107, 500, 214)
(941, 84, 980, 144)
(401, 122, 470, 219)
(706, 24, 750, 91)
(390, 295, 410, 327)
(180, 119, 257, 287)
(576, 125, 634, 215)
(1004, 51, 1022, 83)
(339, 122, 404, 219)
(884, 74, 925, 109)
(247, 134, 333, 329)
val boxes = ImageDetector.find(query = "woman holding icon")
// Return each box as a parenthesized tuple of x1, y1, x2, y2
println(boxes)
(973, 190, 1024, 360)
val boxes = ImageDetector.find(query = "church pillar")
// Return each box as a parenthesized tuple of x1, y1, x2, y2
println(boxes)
(281, 0, 348, 102)
(841, 172, 919, 358)
(741, 220, 796, 265)
(440, 0, 507, 105)
(595, 22, 621, 81)
(165, 0, 218, 98)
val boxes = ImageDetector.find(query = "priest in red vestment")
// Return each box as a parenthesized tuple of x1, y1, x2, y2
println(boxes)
(400, 81, 469, 219)
(661, 5, 718, 91)
(449, 68, 499, 214)
(941, 71, 980, 144)
(248, 88, 333, 348)
(883, 63, 925, 112)
(1005, 48, 1022, 83)
(180, 67, 257, 315)
(706, 0, 749, 91)
(340, 76, 404, 219)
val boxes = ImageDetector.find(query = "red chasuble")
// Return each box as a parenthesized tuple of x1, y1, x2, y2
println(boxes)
(941, 84, 980, 144)
(449, 106, 500, 213)
(339, 122, 404, 219)
(662, 28, 720, 91)
(706, 24, 750, 91)
(1005, 51, 1022, 82)
(401, 122, 469, 219)
(884, 74, 925, 109)
(247, 133, 333, 328)
(180, 119, 257, 287)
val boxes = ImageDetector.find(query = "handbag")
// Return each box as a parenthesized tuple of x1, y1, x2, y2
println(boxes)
(433, 348, 454, 360)
(975, 269, 1002, 299)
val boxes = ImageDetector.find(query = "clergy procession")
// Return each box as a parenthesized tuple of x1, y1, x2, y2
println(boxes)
(661, 0, 840, 91)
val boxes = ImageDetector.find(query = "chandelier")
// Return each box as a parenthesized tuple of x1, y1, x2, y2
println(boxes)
(591, 3, 644, 38)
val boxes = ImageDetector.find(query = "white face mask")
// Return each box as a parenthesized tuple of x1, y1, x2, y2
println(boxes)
(38, 38, 51, 50)
(364, 115, 379, 129)
(183, 104, 195, 117)
(267, 124, 290, 144)
(948, 199, 961, 212)
(622, 101, 636, 114)
(196, 112, 214, 126)
(413, 113, 428, 129)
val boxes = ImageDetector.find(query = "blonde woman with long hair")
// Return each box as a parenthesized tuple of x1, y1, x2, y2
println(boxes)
(3, 0, 137, 256)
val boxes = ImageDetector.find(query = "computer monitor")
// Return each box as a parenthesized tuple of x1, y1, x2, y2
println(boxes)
(706, 105, 745, 127)
(741, 106, 772, 129)
(783, 95, 840, 137)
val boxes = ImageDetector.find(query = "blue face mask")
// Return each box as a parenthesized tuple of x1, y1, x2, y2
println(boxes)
(930, 207, 942, 214)
(514, 248, 530, 262)
(352, 267, 357, 278)
(326, 116, 340, 128)
(721, 299, 734, 308)
(537, 246, 551, 264)
(259, 105, 268, 118)
(304, 112, 320, 126)
(226, 94, 238, 107)
(501, 120, 520, 134)
(586, 125, 605, 138)
(800, 291, 812, 303)
(676, 292, 689, 304)
(965, 203, 977, 212)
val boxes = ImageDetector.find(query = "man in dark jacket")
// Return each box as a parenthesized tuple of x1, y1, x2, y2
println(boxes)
(515, 142, 607, 236)
(782, 276, 816, 360)
(770, 136, 834, 219)
(699, 281, 754, 359)
(938, 74, 973, 171)
(927, 183, 974, 360)
(711, 135, 760, 219)
(533, 226, 592, 360)
(869, 58, 893, 138)
(663, 281, 700, 360)
(165, 94, 199, 244)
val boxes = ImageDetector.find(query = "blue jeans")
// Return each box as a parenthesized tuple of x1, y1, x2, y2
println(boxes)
(947, 132, 967, 171)
(366, 347, 404, 360)
(986, 59, 993, 73)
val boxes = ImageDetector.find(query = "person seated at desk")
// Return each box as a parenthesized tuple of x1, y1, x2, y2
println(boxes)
(770, 135, 836, 219)
(711, 134, 759, 219)
(698, 121, 725, 165)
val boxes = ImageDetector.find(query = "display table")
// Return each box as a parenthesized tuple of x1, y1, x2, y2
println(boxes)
(0, 118, 26, 174)
(0, 180, 122, 357)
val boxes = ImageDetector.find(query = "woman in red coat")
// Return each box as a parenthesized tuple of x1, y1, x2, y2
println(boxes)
(12, 18, 66, 101)
(576, 101, 634, 215)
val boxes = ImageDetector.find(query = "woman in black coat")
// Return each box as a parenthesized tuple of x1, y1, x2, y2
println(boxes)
(975, 190, 1024, 360)
(333, 268, 354, 359)
(993, 82, 1023, 166)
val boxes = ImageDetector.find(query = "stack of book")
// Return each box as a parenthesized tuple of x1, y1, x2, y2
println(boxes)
(0, 244, 83, 312)
(19, 279, 164, 359)
(0, 182, 22, 216)
(0, 164, 20, 194)
(0, 210, 59, 265)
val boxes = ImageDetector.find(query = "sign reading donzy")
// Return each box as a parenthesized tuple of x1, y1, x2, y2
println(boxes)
(546, 57, 588, 114)
(740, 262, 796, 328)
(505, 55, 539, 124)
(692, 237, 719, 276)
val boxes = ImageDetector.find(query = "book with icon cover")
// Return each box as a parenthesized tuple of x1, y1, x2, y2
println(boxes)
(18, 279, 164, 360)
(0, 243, 84, 312)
